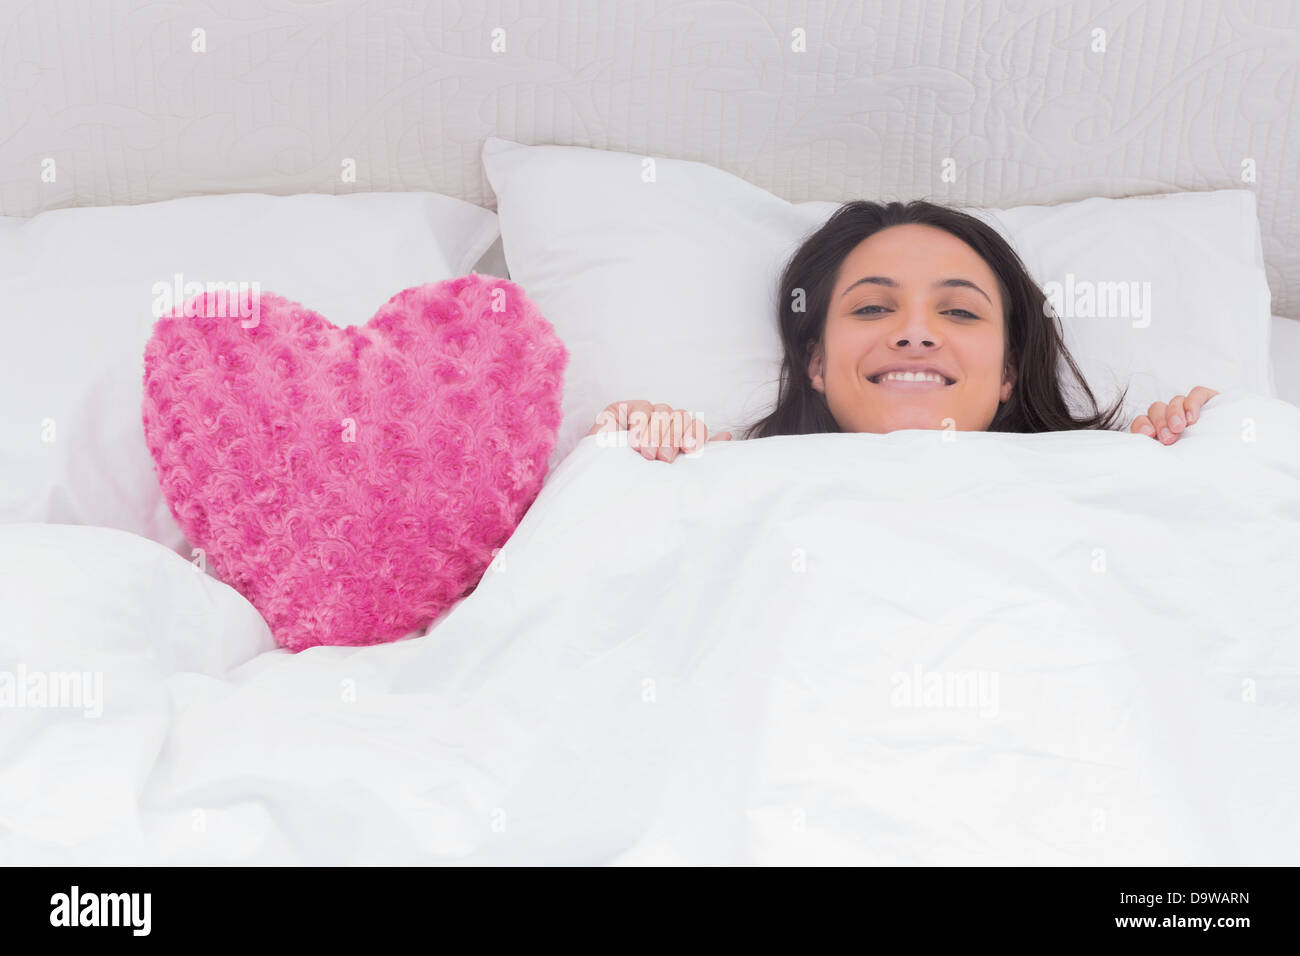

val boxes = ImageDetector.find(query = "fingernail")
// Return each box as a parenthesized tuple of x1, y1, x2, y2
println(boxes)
(1140, 424, 1155, 436)
(1159, 428, 1173, 442)
(1171, 415, 1184, 429)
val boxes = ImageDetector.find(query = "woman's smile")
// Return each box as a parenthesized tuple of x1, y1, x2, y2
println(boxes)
(867, 372, 957, 390)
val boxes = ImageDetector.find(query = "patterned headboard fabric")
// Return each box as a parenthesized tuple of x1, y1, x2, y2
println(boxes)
(2, 0, 1297, 317)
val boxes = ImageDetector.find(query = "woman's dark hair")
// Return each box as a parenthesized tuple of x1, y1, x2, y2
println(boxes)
(741, 199, 1129, 438)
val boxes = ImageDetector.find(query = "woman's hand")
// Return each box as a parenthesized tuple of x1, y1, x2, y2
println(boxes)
(1130, 386, 1220, 444)
(587, 400, 732, 462)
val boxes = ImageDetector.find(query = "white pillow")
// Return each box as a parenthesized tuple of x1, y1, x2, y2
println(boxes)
(1271, 314, 1300, 409)
(485, 137, 826, 467)
(966, 190, 1275, 423)
(0, 192, 499, 552)
(483, 137, 1275, 465)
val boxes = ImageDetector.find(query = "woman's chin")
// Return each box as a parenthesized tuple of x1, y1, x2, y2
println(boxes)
(875, 410, 953, 432)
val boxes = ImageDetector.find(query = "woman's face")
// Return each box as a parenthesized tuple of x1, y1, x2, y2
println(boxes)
(808, 224, 1016, 433)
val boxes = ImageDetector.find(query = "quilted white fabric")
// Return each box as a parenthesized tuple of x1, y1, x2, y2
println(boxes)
(1, 0, 1297, 318)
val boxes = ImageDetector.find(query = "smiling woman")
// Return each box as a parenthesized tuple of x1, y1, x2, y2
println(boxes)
(814, 224, 1015, 434)
(743, 199, 1129, 438)
(588, 199, 1223, 461)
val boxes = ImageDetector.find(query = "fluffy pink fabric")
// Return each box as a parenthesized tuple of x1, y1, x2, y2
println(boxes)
(141, 275, 567, 651)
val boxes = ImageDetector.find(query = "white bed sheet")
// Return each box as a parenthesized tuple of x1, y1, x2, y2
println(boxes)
(2, 389, 1298, 864)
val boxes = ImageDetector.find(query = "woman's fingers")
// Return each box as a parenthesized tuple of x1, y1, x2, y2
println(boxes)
(1147, 401, 1172, 443)
(1184, 386, 1220, 425)
(1136, 387, 1221, 445)
(650, 404, 677, 461)
(594, 399, 651, 438)
(622, 401, 658, 459)
(680, 417, 709, 454)
(1130, 414, 1156, 438)
(631, 404, 663, 460)
(1166, 394, 1188, 434)
(609, 400, 731, 461)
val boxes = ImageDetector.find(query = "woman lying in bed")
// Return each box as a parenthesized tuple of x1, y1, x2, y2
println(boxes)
(587, 199, 1219, 463)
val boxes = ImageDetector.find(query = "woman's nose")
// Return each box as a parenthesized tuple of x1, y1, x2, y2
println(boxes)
(890, 307, 940, 347)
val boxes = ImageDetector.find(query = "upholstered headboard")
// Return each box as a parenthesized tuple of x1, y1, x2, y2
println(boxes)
(2, 0, 1297, 318)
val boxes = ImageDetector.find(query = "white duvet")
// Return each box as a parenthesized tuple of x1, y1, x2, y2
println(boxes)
(2, 389, 1298, 865)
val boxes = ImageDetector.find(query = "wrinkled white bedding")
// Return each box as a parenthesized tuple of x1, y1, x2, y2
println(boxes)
(2, 389, 1298, 864)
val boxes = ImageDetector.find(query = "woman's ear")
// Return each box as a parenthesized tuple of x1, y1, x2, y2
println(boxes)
(1000, 353, 1017, 402)
(807, 340, 826, 394)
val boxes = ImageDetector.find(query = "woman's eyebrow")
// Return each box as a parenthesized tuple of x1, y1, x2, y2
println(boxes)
(840, 276, 992, 305)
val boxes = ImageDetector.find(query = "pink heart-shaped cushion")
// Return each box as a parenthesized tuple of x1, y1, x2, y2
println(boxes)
(142, 275, 568, 652)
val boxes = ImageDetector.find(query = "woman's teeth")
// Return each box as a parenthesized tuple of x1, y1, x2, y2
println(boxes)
(872, 371, 949, 384)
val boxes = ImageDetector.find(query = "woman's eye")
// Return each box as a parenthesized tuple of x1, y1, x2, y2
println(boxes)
(852, 306, 978, 318)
